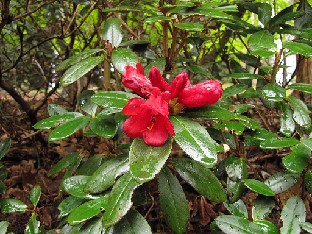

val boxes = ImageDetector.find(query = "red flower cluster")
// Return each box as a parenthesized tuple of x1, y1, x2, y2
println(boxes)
(122, 63, 222, 146)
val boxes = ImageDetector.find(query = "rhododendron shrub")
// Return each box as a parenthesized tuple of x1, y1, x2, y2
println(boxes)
(122, 63, 223, 146)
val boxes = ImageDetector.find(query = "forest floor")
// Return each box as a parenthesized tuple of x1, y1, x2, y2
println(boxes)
(0, 92, 311, 233)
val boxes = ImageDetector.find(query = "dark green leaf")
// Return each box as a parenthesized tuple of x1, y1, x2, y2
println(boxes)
(288, 83, 312, 94)
(281, 196, 306, 234)
(25, 213, 41, 234)
(280, 103, 295, 136)
(78, 217, 103, 234)
(85, 154, 129, 194)
(304, 171, 312, 193)
(68, 196, 108, 225)
(60, 56, 103, 86)
(260, 137, 299, 149)
(258, 3, 272, 25)
(59, 224, 83, 234)
(215, 215, 264, 234)
(102, 172, 142, 226)
(243, 179, 275, 196)
(145, 16, 174, 23)
(214, 121, 245, 135)
(91, 91, 137, 110)
(48, 152, 82, 177)
(30, 185, 41, 207)
(222, 84, 248, 99)
(223, 199, 248, 218)
(129, 138, 172, 182)
(77, 155, 103, 176)
(283, 143, 310, 173)
(261, 83, 286, 102)
(252, 197, 275, 221)
(264, 172, 299, 194)
(56, 49, 103, 71)
(254, 220, 279, 234)
(158, 166, 189, 234)
(171, 116, 218, 167)
(0, 198, 27, 213)
(111, 48, 139, 73)
(284, 41, 312, 56)
(174, 22, 204, 31)
(48, 104, 68, 116)
(113, 209, 152, 234)
(0, 138, 11, 160)
(248, 30, 276, 53)
(102, 18, 122, 48)
(34, 113, 83, 130)
(77, 90, 97, 116)
(49, 116, 90, 142)
(225, 73, 263, 79)
(187, 106, 237, 120)
(58, 196, 85, 218)
(62, 175, 93, 198)
(90, 113, 118, 138)
(288, 96, 311, 127)
(171, 158, 226, 203)
(0, 221, 9, 234)
(301, 138, 312, 151)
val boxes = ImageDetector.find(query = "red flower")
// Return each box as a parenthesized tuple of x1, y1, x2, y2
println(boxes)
(122, 94, 174, 147)
(178, 80, 223, 108)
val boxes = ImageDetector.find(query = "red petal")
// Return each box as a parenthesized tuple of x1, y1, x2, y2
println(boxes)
(122, 98, 145, 116)
(145, 94, 169, 116)
(169, 71, 190, 99)
(136, 63, 145, 75)
(148, 66, 169, 92)
(123, 108, 152, 138)
(143, 115, 171, 146)
(179, 80, 222, 108)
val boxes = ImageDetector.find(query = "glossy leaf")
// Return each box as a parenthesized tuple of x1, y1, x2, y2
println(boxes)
(288, 83, 312, 94)
(68, 196, 108, 225)
(225, 73, 263, 79)
(102, 172, 142, 226)
(301, 138, 312, 151)
(249, 30, 276, 52)
(223, 199, 248, 218)
(111, 48, 139, 73)
(56, 49, 103, 71)
(78, 217, 103, 234)
(158, 166, 189, 234)
(284, 41, 312, 57)
(300, 222, 312, 233)
(281, 196, 305, 234)
(102, 18, 123, 48)
(0, 221, 8, 234)
(91, 91, 137, 110)
(261, 83, 286, 102)
(49, 116, 90, 142)
(0, 198, 27, 213)
(58, 196, 85, 218)
(129, 138, 172, 182)
(0, 138, 11, 160)
(258, 3, 272, 25)
(48, 105, 69, 117)
(187, 106, 237, 120)
(264, 171, 299, 194)
(174, 22, 204, 31)
(113, 209, 152, 234)
(30, 185, 41, 207)
(171, 116, 218, 167)
(62, 175, 93, 198)
(77, 90, 97, 116)
(222, 84, 248, 99)
(304, 171, 312, 193)
(25, 213, 41, 234)
(252, 197, 275, 221)
(34, 113, 82, 130)
(254, 220, 279, 234)
(48, 152, 82, 177)
(282, 143, 310, 173)
(215, 215, 264, 234)
(280, 103, 295, 136)
(77, 154, 103, 176)
(60, 56, 103, 86)
(90, 113, 118, 138)
(171, 158, 226, 203)
(59, 224, 83, 234)
(85, 154, 129, 193)
(260, 137, 299, 149)
(287, 96, 311, 127)
(243, 179, 275, 196)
